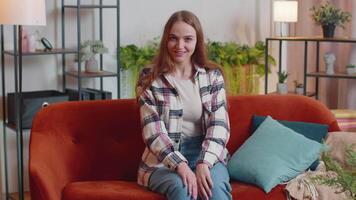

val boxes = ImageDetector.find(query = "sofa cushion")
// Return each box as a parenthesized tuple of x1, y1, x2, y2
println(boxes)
(62, 180, 288, 200)
(62, 181, 164, 200)
(228, 116, 323, 193)
(251, 115, 329, 142)
(62, 180, 287, 200)
(231, 182, 286, 200)
(252, 115, 329, 170)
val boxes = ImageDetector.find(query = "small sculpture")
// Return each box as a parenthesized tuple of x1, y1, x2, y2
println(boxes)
(324, 52, 336, 74)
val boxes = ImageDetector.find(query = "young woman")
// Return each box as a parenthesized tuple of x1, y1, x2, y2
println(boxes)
(136, 10, 231, 200)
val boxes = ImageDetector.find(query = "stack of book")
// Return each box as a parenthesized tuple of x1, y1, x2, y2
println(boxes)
(331, 109, 356, 131)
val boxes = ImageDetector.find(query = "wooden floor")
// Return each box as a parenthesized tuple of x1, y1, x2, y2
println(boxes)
(9, 192, 30, 200)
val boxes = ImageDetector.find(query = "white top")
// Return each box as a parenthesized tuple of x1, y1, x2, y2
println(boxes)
(167, 75, 203, 137)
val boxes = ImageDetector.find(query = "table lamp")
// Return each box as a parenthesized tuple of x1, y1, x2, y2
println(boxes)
(0, 1, 46, 200)
(0, 0, 46, 52)
(273, 1, 298, 37)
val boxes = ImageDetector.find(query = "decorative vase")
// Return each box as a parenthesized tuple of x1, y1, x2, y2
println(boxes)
(322, 25, 336, 38)
(27, 34, 36, 52)
(277, 83, 288, 94)
(295, 87, 304, 95)
(85, 57, 99, 73)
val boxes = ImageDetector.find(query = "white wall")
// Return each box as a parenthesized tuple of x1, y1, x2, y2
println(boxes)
(0, 0, 272, 195)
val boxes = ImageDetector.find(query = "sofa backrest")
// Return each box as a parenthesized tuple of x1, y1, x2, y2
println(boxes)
(30, 95, 339, 183)
(226, 95, 339, 152)
(30, 99, 144, 183)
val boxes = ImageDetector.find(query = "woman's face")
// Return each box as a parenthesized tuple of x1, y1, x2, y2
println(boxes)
(167, 21, 197, 65)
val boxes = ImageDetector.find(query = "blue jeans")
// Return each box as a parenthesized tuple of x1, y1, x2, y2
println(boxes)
(148, 136, 232, 200)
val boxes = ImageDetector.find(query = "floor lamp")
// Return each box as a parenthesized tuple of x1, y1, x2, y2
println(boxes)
(0, 1, 46, 199)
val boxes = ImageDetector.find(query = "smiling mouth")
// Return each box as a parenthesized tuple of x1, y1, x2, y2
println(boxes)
(174, 51, 186, 57)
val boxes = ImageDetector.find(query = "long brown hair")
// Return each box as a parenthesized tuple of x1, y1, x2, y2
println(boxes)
(136, 10, 220, 97)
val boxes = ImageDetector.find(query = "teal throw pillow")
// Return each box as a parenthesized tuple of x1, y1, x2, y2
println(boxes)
(228, 116, 323, 193)
(252, 115, 329, 170)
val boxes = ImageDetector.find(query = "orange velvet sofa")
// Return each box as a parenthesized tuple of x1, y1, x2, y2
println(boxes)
(29, 95, 340, 200)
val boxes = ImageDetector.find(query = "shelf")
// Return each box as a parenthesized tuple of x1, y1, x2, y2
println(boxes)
(306, 71, 356, 79)
(267, 36, 356, 43)
(64, 5, 117, 9)
(66, 70, 119, 78)
(9, 191, 31, 200)
(5, 123, 31, 131)
(268, 91, 316, 97)
(3, 48, 77, 56)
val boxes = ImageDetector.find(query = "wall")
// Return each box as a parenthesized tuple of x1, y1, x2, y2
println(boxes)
(0, 0, 272, 195)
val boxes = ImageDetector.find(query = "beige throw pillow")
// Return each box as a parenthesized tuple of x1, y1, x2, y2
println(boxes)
(325, 131, 356, 166)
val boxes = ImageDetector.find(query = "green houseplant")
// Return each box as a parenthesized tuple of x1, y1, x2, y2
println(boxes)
(277, 71, 288, 94)
(207, 41, 275, 95)
(119, 40, 158, 96)
(119, 40, 275, 97)
(79, 40, 109, 73)
(293, 80, 304, 95)
(346, 64, 356, 75)
(311, 1, 351, 38)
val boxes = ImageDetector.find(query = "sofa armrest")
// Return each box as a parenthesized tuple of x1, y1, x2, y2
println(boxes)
(29, 99, 143, 200)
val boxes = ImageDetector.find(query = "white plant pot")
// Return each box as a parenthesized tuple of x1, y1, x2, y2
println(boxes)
(120, 69, 133, 98)
(346, 67, 355, 75)
(295, 87, 304, 95)
(277, 83, 288, 94)
(85, 58, 99, 73)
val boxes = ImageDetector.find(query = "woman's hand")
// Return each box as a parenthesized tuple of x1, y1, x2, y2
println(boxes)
(196, 163, 213, 200)
(176, 162, 198, 200)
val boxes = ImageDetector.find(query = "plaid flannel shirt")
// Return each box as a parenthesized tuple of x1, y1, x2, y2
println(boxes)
(137, 66, 230, 187)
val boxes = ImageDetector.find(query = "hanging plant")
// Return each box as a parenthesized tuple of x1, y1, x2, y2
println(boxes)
(207, 41, 275, 95)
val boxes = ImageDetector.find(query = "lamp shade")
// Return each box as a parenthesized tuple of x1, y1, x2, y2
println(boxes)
(0, 0, 46, 26)
(273, 1, 298, 22)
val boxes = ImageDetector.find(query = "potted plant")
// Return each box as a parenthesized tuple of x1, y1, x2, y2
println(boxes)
(207, 41, 276, 95)
(346, 64, 356, 75)
(311, 1, 351, 38)
(79, 40, 109, 73)
(119, 40, 158, 97)
(294, 80, 304, 95)
(277, 70, 288, 94)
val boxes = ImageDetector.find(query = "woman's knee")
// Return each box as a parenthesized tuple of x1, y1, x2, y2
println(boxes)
(149, 169, 189, 200)
(166, 178, 191, 200)
(165, 176, 185, 192)
(211, 181, 232, 200)
(210, 162, 232, 200)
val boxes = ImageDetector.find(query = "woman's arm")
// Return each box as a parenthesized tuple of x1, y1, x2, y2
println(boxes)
(138, 85, 187, 170)
(197, 68, 230, 168)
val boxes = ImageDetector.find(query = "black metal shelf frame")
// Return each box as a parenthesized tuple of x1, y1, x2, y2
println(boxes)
(64, 5, 117, 9)
(3, 48, 77, 56)
(264, 36, 356, 99)
(1, 26, 77, 200)
(1, 24, 10, 200)
(0, 1, 121, 200)
(62, 0, 121, 100)
(0, 24, 27, 200)
(65, 70, 119, 78)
